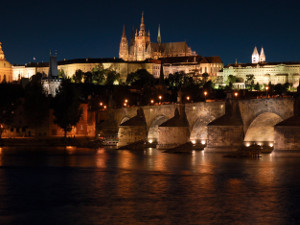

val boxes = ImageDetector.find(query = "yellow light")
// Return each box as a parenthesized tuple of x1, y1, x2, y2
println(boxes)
(150, 99, 154, 104)
(234, 92, 238, 97)
(266, 86, 269, 91)
(99, 102, 103, 106)
(204, 91, 207, 96)
(104, 105, 107, 109)
(269, 143, 273, 147)
(158, 95, 162, 100)
(245, 143, 250, 147)
(148, 139, 153, 144)
(123, 103, 127, 107)
(124, 99, 128, 103)
(191, 140, 196, 144)
(201, 140, 206, 145)
(186, 96, 190, 101)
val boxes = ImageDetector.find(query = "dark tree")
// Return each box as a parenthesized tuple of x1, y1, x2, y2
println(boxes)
(24, 79, 49, 133)
(73, 69, 84, 83)
(106, 70, 120, 86)
(0, 83, 23, 139)
(53, 79, 83, 139)
(126, 69, 155, 88)
(201, 72, 209, 84)
(92, 66, 105, 85)
(84, 71, 93, 84)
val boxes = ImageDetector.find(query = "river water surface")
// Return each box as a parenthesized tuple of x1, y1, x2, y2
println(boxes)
(0, 147, 300, 225)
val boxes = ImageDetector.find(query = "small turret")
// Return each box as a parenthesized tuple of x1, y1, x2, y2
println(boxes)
(0, 42, 5, 60)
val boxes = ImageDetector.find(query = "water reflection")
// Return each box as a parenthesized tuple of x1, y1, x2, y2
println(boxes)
(0, 148, 299, 224)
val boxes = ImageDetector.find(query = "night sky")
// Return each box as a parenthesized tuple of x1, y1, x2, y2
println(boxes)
(2, 0, 300, 65)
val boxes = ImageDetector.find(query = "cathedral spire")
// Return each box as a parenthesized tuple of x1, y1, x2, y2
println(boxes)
(122, 25, 126, 37)
(252, 46, 259, 64)
(157, 24, 161, 44)
(259, 47, 266, 63)
(139, 11, 146, 36)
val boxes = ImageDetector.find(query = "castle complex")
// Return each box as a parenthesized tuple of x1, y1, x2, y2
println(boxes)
(119, 12, 196, 61)
(220, 46, 300, 89)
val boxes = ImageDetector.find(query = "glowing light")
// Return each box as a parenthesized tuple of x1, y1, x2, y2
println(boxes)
(201, 140, 206, 145)
(266, 86, 269, 91)
(204, 91, 208, 96)
(257, 143, 262, 146)
(158, 95, 162, 100)
(148, 139, 153, 144)
(186, 96, 190, 101)
(191, 140, 196, 144)
(245, 143, 250, 147)
(123, 103, 127, 107)
(150, 99, 154, 104)
(124, 99, 128, 103)
(269, 143, 273, 147)
(234, 92, 238, 97)
(103, 105, 107, 109)
(99, 102, 103, 106)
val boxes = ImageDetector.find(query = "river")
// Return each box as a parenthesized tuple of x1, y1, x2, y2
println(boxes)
(0, 147, 299, 224)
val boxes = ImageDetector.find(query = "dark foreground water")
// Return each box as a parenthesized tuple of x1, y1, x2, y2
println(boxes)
(0, 147, 300, 225)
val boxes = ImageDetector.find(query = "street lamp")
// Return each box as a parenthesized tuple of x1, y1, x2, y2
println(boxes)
(103, 105, 107, 109)
(234, 92, 238, 98)
(266, 86, 269, 98)
(158, 95, 162, 104)
(150, 99, 154, 104)
(124, 99, 128, 103)
(99, 102, 103, 106)
(186, 96, 190, 101)
(204, 91, 208, 102)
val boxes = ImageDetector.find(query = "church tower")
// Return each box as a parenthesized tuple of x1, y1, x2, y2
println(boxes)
(119, 25, 129, 60)
(157, 24, 161, 44)
(259, 47, 266, 63)
(252, 46, 259, 64)
(135, 12, 150, 61)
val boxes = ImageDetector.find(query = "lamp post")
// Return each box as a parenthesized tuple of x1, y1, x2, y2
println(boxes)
(150, 99, 154, 104)
(158, 95, 162, 104)
(266, 86, 269, 98)
(234, 92, 238, 98)
(204, 91, 208, 102)
(186, 96, 190, 102)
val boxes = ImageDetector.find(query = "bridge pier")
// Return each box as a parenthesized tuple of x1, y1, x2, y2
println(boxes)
(205, 94, 244, 152)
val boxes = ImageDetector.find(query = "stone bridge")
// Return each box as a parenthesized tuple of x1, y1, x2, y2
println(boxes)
(104, 98, 294, 145)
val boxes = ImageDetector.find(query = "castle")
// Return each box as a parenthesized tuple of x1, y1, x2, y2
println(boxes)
(119, 12, 196, 61)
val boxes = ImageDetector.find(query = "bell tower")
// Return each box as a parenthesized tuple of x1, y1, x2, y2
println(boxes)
(252, 46, 259, 64)
(119, 25, 129, 60)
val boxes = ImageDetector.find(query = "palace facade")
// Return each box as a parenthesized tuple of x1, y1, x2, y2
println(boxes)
(219, 47, 300, 89)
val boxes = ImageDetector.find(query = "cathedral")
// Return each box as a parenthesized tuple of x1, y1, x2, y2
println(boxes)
(252, 46, 266, 64)
(119, 12, 196, 61)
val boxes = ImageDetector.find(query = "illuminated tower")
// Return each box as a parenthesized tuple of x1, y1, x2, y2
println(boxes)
(119, 25, 129, 60)
(252, 46, 259, 64)
(157, 24, 161, 44)
(259, 47, 266, 63)
(135, 12, 150, 61)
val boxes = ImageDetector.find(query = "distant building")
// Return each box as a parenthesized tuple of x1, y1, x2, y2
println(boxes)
(119, 12, 196, 61)
(220, 47, 300, 89)
(0, 42, 12, 82)
(41, 54, 62, 96)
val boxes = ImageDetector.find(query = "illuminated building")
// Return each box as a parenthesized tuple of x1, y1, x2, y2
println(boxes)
(0, 42, 12, 82)
(219, 47, 300, 89)
(119, 12, 196, 61)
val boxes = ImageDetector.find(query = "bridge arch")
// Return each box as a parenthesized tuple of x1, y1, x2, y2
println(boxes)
(244, 112, 283, 145)
(147, 115, 169, 143)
